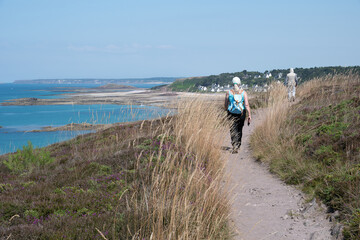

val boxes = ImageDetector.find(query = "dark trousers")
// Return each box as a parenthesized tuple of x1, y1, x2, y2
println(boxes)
(227, 111, 246, 149)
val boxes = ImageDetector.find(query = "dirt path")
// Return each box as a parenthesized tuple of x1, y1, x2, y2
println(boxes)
(224, 109, 338, 240)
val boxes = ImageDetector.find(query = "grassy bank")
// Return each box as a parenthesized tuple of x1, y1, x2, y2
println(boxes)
(250, 73, 360, 239)
(0, 99, 230, 239)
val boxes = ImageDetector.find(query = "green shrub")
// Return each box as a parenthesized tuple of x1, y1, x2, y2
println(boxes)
(3, 141, 54, 173)
(24, 209, 40, 218)
(87, 162, 112, 176)
(21, 181, 36, 188)
(0, 183, 13, 193)
(343, 209, 360, 239)
(54, 209, 66, 217)
(76, 207, 93, 216)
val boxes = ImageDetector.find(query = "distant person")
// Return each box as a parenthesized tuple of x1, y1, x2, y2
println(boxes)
(285, 68, 298, 102)
(225, 77, 252, 154)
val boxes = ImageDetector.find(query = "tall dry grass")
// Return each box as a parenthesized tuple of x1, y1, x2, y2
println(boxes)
(251, 73, 360, 165)
(116, 98, 231, 239)
(298, 72, 359, 106)
(250, 82, 290, 163)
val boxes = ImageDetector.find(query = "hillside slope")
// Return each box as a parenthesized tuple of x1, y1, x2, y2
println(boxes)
(251, 73, 360, 239)
(226, 109, 334, 239)
(0, 99, 230, 239)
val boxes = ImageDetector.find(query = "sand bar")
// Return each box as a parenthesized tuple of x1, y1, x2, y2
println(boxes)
(1, 87, 224, 108)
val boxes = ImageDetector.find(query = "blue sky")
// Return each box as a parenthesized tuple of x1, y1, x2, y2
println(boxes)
(0, 0, 359, 83)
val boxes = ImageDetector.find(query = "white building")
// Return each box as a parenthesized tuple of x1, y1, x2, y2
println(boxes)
(197, 85, 208, 91)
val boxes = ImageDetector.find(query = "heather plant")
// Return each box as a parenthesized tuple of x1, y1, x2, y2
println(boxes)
(251, 73, 360, 239)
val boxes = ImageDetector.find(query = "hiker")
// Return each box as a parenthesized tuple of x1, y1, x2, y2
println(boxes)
(285, 68, 298, 102)
(225, 77, 251, 154)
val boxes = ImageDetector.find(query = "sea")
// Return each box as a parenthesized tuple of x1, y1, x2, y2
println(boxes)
(0, 83, 170, 155)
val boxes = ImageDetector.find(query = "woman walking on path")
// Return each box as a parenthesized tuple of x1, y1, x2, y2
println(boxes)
(225, 77, 251, 154)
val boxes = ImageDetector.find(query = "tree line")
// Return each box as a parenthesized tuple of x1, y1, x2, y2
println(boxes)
(169, 66, 360, 92)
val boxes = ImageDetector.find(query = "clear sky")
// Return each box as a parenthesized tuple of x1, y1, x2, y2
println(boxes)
(0, 0, 359, 83)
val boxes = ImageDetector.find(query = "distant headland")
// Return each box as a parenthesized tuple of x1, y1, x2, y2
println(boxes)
(13, 77, 179, 85)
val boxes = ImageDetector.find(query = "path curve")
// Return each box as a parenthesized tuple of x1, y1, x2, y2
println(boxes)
(224, 109, 338, 240)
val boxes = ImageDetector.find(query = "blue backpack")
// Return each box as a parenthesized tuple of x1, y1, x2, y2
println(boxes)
(228, 90, 245, 114)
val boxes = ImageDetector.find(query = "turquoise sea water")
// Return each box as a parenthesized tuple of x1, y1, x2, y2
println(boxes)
(0, 83, 169, 155)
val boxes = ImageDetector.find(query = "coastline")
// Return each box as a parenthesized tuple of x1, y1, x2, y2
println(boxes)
(0, 85, 182, 155)
(1, 89, 179, 107)
(17, 91, 224, 133)
(27, 122, 108, 132)
(0, 87, 224, 108)
(1, 86, 224, 140)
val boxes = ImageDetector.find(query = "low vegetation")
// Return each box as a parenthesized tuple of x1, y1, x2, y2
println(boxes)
(0, 99, 230, 239)
(3, 141, 54, 173)
(251, 73, 360, 239)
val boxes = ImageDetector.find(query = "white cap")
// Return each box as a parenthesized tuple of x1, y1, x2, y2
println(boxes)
(232, 77, 241, 85)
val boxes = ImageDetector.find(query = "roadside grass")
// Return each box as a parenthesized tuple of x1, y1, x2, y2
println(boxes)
(250, 73, 360, 239)
(0, 98, 230, 239)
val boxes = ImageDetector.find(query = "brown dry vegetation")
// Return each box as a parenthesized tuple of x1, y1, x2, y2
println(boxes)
(251, 73, 360, 239)
(0, 99, 231, 239)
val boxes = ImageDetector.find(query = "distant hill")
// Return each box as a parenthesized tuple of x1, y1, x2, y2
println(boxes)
(13, 77, 178, 85)
(168, 66, 360, 92)
(95, 84, 137, 90)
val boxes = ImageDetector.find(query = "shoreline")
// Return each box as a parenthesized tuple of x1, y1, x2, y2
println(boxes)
(0, 90, 223, 155)
(0, 120, 155, 156)
(1, 89, 178, 107)
(1, 86, 223, 134)
(0, 87, 224, 108)
(27, 123, 108, 132)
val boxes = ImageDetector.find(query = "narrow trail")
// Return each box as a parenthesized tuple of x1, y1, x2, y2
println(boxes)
(224, 109, 338, 240)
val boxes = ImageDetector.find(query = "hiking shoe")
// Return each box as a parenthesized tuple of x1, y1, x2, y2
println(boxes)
(231, 147, 240, 154)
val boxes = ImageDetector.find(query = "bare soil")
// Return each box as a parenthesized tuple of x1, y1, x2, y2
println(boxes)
(224, 109, 339, 240)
